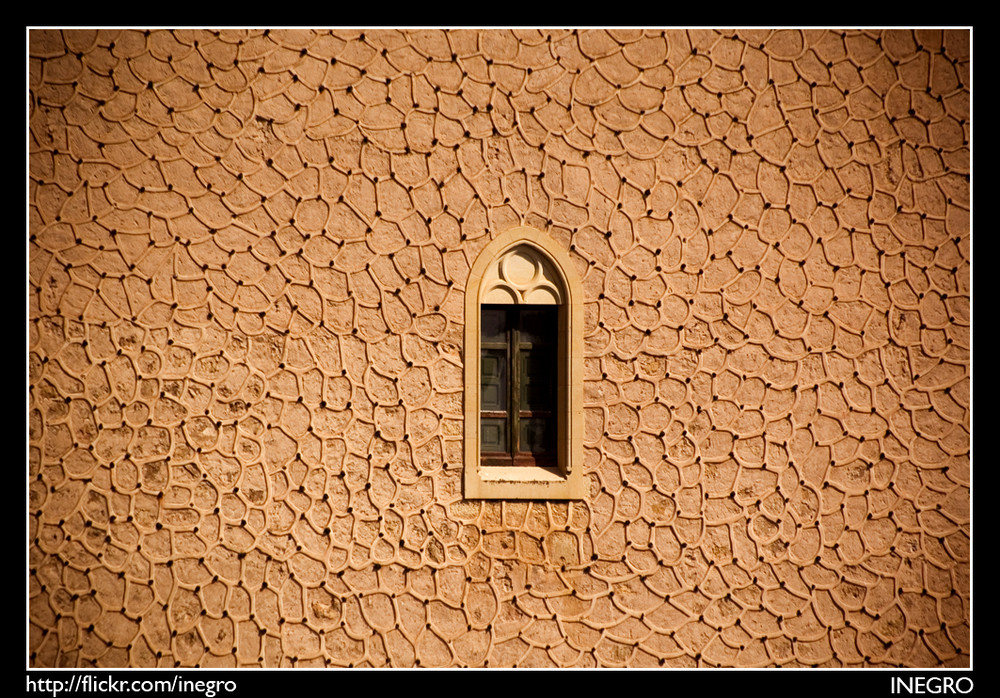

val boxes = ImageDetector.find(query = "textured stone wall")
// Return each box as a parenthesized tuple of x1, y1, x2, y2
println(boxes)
(28, 29, 970, 668)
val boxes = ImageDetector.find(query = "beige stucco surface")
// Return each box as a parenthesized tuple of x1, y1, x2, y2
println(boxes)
(28, 29, 970, 668)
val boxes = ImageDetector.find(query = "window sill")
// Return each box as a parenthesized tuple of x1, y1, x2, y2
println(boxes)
(465, 465, 586, 500)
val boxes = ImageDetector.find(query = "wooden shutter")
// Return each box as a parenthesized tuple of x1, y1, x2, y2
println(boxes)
(481, 305, 557, 467)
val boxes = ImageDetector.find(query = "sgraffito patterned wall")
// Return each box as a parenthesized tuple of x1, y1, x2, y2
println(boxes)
(28, 29, 970, 668)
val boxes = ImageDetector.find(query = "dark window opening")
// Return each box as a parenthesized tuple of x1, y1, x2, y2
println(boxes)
(480, 304, 557, 467)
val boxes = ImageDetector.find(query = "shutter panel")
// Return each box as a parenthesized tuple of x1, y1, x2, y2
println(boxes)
(480, 305, 558, 465)
(517, 307, 557, 459)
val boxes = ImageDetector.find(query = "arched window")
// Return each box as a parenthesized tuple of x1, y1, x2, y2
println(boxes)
(464, 226, 585, 499)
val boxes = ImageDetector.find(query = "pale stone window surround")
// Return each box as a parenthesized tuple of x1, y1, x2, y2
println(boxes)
(464, 226, 585, 499)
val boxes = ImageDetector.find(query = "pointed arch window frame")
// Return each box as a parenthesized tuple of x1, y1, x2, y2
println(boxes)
(463, 226, 585, 499)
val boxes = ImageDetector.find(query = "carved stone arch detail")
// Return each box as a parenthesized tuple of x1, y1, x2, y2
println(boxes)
(481, 244, 564, 305)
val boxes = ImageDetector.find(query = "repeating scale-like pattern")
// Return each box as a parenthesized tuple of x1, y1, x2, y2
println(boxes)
(28, 29, 970, 668)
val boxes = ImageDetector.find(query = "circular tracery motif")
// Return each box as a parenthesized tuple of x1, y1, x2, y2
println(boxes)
(482, 245, 563, 305)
